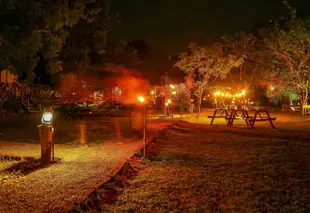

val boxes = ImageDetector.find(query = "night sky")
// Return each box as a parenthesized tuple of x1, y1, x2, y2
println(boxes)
(111, 0, 308, 55)
(111, 0, 310, 55)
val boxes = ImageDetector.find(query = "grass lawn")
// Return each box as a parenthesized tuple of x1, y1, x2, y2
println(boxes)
(100, 121, 310, 213)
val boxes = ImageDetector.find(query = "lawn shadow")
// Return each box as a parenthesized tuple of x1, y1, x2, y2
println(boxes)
(2, 158, 61, 177)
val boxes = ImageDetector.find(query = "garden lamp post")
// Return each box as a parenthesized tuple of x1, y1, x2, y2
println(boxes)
(137, 96, 147, 158)
(38, 108, 54, 165)
(167, 99, 173, 121)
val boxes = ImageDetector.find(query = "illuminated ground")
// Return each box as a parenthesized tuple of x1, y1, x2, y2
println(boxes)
(0, 119, 170, 213)
(1, 109, 310, 212)
(99, 121, 310, 212)
(179, 110, 310, 131)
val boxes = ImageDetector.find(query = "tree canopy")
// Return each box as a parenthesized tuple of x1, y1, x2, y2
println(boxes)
(258, 16, 310, 113)
(0, 0, 114, 82)
(175, 42, 244, 117)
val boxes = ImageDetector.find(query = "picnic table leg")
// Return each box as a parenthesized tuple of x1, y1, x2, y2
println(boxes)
(243, 111, 249, 126)
(266, 111, 276, 129)
(251, 112, 258, 128)
(210, 110, 217, 125)
(228, 110, 236, 127)
(226, 110, 232, 126)
(224, 110, 229, 124)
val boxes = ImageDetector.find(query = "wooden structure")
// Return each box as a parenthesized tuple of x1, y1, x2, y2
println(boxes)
(0, 83, 52, 114)
(208, 108, 277, 129)
(0, 70, 17, 84)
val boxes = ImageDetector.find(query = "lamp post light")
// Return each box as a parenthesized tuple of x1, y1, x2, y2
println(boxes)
(167, 99, 174, 122)
(165, 99, 171, 116)
(38, 108, 54, 165)
(137, 96, 147, 158)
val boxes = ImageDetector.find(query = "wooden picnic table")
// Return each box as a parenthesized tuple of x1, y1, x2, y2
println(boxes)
(208, 108, 277, 128)
(207, 108, 230, 125)
(247, 109, 277, 129)
(226, 109, 250, 127)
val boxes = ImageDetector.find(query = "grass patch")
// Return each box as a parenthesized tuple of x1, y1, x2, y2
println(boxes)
(100, 123, 310, 212)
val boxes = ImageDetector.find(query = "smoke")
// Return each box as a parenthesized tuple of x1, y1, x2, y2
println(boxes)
(104, 66, 150, 104)
(58, 66, 150, 105)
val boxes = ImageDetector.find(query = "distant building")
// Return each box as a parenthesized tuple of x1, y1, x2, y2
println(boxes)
(0, 69, 17, 83)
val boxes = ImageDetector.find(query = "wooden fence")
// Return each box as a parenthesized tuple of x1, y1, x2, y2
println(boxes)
(0, 83, 53, 113)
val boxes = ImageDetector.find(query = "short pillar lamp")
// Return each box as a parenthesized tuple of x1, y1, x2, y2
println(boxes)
(38, 108, 54, 165)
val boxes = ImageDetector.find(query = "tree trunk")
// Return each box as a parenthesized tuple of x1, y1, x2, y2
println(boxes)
(239, 63, 244, 81)
(196, 88, 203, 118)
(300, 96, 304, 116)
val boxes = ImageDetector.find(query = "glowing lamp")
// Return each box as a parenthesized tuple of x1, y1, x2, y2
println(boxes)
(242, 90, 246, 95)
(41, 108, 53, 124)
(171, 91, 177, 95)
(271, 86, 275, 91)
(150, 90, 155, 95)
(165, 102, 169, 106)
(170, 84, 175, 89)
(137, 96, 145, 103)
(167, 99, 171, 104)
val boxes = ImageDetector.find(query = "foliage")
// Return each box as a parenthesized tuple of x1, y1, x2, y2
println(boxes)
(221, 31, 260, 91)
(260, 17, 310, 110)
(174, 83, 191, 113)
(175, 42, 244, 117)
(0, 0, 113, 82)
(59, 73, 95, 104)
(99, 41, 142, 68)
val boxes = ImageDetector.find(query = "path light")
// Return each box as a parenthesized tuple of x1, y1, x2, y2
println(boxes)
(41, 108, 53, 124)
(38, 108, 54, 165)
(137, 96, 146, 158)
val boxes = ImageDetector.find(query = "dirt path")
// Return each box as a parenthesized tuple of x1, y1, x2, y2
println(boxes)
(0, 119, 170, 213)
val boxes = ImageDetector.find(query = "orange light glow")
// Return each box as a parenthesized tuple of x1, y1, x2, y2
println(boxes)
(271, 86, 275, 91)
(137, 96, 145, 103)
(171, 91, 177, 95)
(167, 99, 171, 104)
(80, 120, 86, 144)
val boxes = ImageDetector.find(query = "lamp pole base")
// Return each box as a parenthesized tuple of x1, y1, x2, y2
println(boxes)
(38, 124, 53, 165)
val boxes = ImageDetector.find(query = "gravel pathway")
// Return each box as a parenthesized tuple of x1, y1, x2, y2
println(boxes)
(0, 119, 170, 213)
